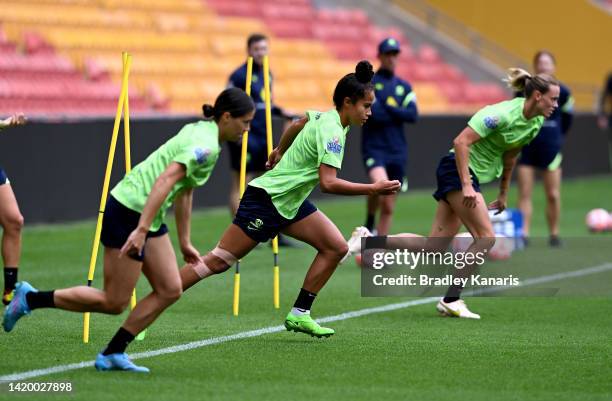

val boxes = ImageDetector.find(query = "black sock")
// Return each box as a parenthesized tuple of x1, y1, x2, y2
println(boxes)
(102, 327, 136, 356)
(443, 285, 463, 303)
(365, 214, 375, 231)
(293, 288, 317, 311)
(26, 291, 55, 310)
(4, 267, 17, 292)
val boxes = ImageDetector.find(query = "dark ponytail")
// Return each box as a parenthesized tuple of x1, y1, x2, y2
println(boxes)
(202, 88, 255, 122)
(333, 60, 375, 110)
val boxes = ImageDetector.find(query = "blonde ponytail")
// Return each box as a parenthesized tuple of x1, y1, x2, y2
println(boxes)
(503, 68, 532, 92)
(503, 67, 559, 98)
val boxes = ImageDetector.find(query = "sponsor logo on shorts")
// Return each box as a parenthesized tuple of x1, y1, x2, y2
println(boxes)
(366, 157, 376, 167)
(326, 137, 343, 154)
(194, 148, 211, 164)
(484, 116, 499, 129)
(248, 218, 264, 231)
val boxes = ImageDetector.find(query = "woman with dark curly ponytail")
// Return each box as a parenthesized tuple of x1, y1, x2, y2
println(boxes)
(179, 61, 401, 338)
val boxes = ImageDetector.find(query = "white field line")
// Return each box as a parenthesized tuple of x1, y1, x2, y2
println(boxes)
(1, 262, 611, 382)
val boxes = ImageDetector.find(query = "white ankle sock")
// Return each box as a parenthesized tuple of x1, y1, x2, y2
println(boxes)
(291, 307, 310, 316)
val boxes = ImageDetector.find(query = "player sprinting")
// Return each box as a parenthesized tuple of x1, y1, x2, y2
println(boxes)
(0, 113, 27, 305)
(361, 38, 418, 235)
(516, 51, 574, 247)
(179, 61, 401, 337)
(3, 89, 255, 372)
(345, 68, 560, 319)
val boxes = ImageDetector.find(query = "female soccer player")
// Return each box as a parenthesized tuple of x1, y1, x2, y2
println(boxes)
(3, 88, 255, 372)
(0, 113, 27, 305)
(346, 68, 560, 319)
(361, 38, 418, 235)
(516, 51, 573, 247)
(179, 61, 401, 337)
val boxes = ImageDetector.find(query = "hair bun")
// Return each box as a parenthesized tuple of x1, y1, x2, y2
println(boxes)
(202, 104, 215, 118)
(355, 60, 374, 84)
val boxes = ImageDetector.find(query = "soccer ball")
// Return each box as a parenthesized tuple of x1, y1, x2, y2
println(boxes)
(451, 232, 513, 260)
(585, 208, 609, 232)
(488, 234, 513, 260)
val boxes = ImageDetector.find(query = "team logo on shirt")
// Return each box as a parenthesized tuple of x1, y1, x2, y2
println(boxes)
(194, 148, 211, 164)
(484, 116, 499, 129)
(395, 85, 405, 97)
(326, 137, 343, 154)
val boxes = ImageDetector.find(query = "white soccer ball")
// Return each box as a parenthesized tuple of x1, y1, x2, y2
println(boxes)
(586, 208, 609, 232)
(451, 232, 513, 260)
(451, 232, 472, 253)
(488, 234, 513, 260)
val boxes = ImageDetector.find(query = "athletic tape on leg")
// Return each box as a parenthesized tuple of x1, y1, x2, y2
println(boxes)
(192, 261, 213, 279)
(211, 246, 238, 267)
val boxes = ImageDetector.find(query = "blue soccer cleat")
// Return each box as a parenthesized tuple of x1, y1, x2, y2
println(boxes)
(3, 281, 36, 332)
(95, 353, 150, 373)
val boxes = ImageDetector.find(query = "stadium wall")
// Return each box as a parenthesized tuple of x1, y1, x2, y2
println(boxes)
(0, 115, 608, 224)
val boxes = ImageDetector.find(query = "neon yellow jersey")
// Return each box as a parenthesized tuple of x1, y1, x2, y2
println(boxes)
(250, 109, 348, 219)
(111, 121, 221, 231)
(462, 97, 544, 184)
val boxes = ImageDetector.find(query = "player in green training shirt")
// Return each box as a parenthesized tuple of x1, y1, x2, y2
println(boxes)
(179, 61, 401, 338)
(3, 89, 255, 372)
(345, 68, 560, 319)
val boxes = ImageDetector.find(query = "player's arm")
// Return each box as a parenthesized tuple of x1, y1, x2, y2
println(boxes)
(490, 147, 521, 214)
(0, 113, 26, 131)
(318, 164, 400, 195)
(120, 162, 186, 257)
(266, 116, 309, 169)
(453, 126, 482, 208)
(381, 85, 418, 123)
(174, 187, 201, 264)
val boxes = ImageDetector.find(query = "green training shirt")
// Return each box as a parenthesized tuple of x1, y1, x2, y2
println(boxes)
(250, 109, 349, 219)
(111, 120, 221, 231)
(461, 97, 544, 184)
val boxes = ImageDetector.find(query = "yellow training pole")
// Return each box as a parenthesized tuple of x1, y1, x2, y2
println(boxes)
(122, 53, 137, 312)
(83, 53, 131, 343)
(233, 57, 253, 316)
(262, 55, 280, 309)
(121, 52, 146, 341)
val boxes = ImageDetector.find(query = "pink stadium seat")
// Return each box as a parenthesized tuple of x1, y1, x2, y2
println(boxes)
(265, 20, 312, 38)
(417, 45, 441, 63)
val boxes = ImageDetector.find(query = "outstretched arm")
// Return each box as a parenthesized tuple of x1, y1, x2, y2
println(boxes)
(318, 164, 400, 196)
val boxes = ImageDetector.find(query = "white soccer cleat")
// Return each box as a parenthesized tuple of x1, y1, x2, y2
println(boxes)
(436, 298, 481, 319)
(436, 301, 451, 317)
(340, 226, 372, 264)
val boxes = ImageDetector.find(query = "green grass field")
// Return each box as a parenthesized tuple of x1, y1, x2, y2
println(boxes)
(1, 175, 611, 401)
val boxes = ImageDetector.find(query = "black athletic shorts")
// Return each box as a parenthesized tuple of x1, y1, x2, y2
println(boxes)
(100, 196, 168, 261)
(432, 153, 481, 203)
(233, 186, 317, 243)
